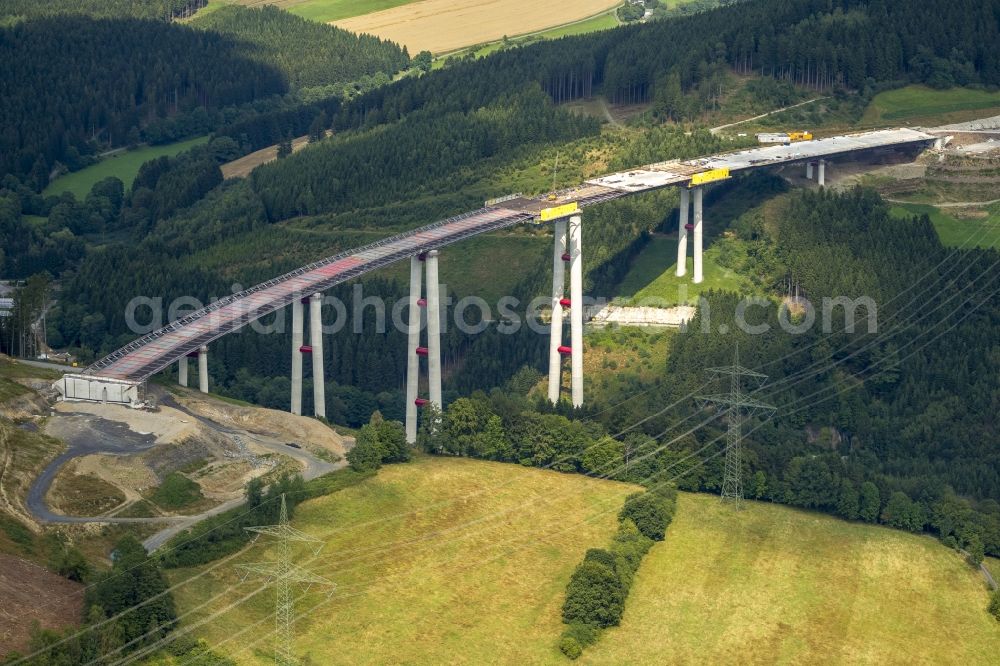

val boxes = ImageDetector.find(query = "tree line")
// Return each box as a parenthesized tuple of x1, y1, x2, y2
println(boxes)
(560, 485, 677, 659)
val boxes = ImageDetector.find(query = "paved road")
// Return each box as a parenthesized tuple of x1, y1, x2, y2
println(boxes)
(27, 413, 166, 524)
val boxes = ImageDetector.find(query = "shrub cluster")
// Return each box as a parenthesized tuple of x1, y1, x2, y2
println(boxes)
(346, 412, 410, 472)
(559, 485, 677, 658)
(989, 589, 1000, 622)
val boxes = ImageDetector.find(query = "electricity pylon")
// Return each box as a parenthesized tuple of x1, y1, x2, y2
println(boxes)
(240, 494, 335, 665)
(696, 346, 775, 509)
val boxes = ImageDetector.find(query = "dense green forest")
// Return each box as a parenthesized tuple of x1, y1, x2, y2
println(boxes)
(0, 17, 286, 187)
(0, 0, 206, 22)
(192, 5, 410, 91)
(343, 0, 1000, 118)
(0, 5, 409, 187)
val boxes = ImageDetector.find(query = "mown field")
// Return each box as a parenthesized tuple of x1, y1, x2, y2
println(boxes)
(615, 235, 755, 306)
(213, 0, 422, 23)
(584, 492, 1000, 664)
(891, 202, 1000, 250)
(861, 85, 1000, 127)
(439, 8, 622, 63)
(43, 136, 209, 200)
(333, 0, 621, 54)
(169, 456, 638, 664)
(169, 457, 1000, 664)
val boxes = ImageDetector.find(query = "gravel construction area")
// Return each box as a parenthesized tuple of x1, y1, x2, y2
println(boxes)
(29, 412, 160, 523)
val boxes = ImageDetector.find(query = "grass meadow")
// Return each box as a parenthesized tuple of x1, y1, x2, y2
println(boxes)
(862, 85, 1000, 127)
(891, 202, 1000, 250)
(583, 492, 1000, 664)
(169, 456, 638, 664)
(615, 235, 755, 306)
(43, 136, 209, 200)
(169, 457, 1000, 664)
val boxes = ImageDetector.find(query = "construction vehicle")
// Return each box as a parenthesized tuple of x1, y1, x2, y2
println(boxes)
(756, 130, 813, 145)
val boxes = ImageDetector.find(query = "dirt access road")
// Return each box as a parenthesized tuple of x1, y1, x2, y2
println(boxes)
(26, 389, 340, 551)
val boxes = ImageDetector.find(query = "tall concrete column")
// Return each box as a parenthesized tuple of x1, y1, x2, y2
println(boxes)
(405, 256, 423, 444)
(425, 250, 442, 411)
(548, 218, 568, 405)
(676, 188, 690, 277)
(178, 357, 188, 387)
(568, 215, 584, 408)
(806, 162, 814, 179)
(290, 298, 304, 415)
(309, 292, 325, 419)
(198, 346, 208, 394)
(818, 160, 826, 186)
(692, 187, 705, 285)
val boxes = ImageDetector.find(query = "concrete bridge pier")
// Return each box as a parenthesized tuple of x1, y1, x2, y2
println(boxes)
(817, 159, 826, 186)
(692, 187, 705, 285)
(806, 162, 814, 179)
(178, 356, 188, 387)
(309, 292, 325, 419)
(568, 214, 584, 408)
(404, 251, 442, 444)
(290, 297, 304, 415)
(547, 218, 568, 404)
(426, 251, 442, 412)
(405, 256, 423, 443)
(198, 346, 209, 393)
(676, 188, 690, 277)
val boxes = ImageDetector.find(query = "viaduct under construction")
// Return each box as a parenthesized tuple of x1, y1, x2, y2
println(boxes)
(52, 128, 942, 443)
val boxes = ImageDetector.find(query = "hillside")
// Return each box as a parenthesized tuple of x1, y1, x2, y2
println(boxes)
(168, 458, 999, 664)
(583, 492, 1000, 664)
(193, 5, 410, 89)
(170, 456, 639, 664)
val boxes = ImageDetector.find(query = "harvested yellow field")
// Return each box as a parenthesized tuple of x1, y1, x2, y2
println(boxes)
(333, 0, 621, 54)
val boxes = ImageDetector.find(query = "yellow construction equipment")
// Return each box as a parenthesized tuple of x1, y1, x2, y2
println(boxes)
(539, 202, 579, 222)
(788, 131, 813, 142)
(689, 167, 731, 187)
